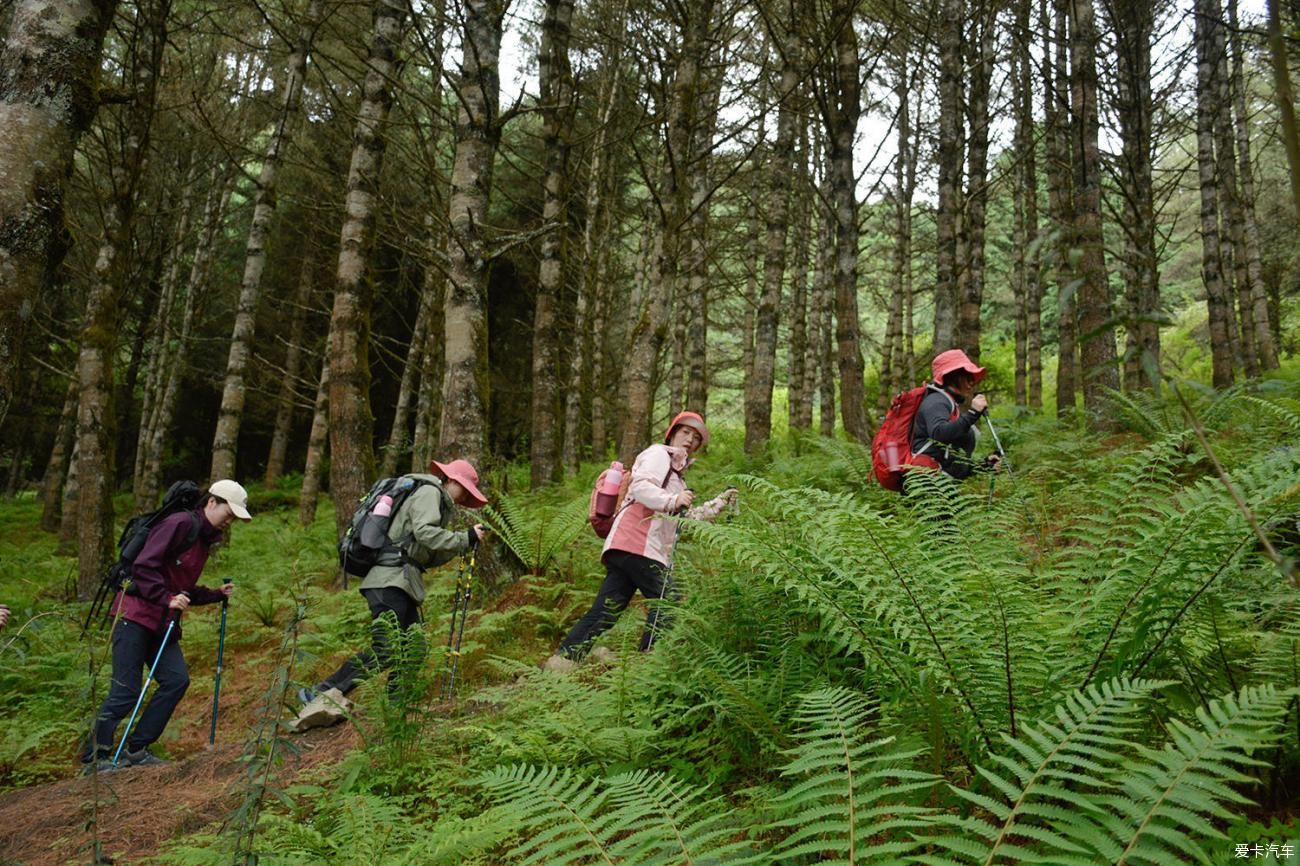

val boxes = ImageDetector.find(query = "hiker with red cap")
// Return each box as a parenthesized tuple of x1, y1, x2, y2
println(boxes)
(544, 411, 737, 671)
(909, 349, 1001, 482)
(298, 458, 489, 708)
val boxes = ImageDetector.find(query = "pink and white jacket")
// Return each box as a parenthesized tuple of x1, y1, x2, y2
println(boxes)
(603, 443, 732, 567)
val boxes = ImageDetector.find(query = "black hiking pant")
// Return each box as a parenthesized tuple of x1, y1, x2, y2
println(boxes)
(557, 550, 678, 659)
(319, 587, 423, 695)
(85, 619, 190, 761)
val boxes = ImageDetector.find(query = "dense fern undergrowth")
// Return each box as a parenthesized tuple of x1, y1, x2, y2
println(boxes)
(3, 376, 1300, 864)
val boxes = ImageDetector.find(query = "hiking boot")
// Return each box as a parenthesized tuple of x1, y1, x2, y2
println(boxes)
(541, 654, 577, 673)
(588, 647, 618, 666)
(289, 687, 351, 733)
(82, 757, 124, 775)
(123, 748, 168, 768)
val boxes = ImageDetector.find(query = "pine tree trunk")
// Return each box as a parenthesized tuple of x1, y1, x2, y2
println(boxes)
(884, 50, 914, 411)
(439, 0, 506, 468)
(563, 6, 626, 470)
(40, 378, 78, 532)
(265, 251, 315, 485)
(746, 20, 798, 453)
(59, 438, 80, 554)
(825, 13, 867, 441)
(1069, 0, 1119, 414)
(1266, 0, 1300, 221)
(1196, 0, 1235, 388)
(1228, 0, 1278, 371)
(957, 3, 993, 359)
(327, 0, 406, 537)
(787, 122, 814, 432)
(815, 175, 836, 438)
(383, 276, 433, 478)
(1114, 0, 1159, 390)
(212, 0, 320, 481)
(1212, 9, 1247, 374)
(299, 355, 329, 527)
(618, 1, 711, 461)
(133, 167, 194, 499)
(683, 74, 719, 417)
(139, 176, 227, 510)
(75, 0, 169, 596)
(0, 0, 118, 425)
(530, 0, 576, 487)
(410, 230, 445, 473)
(1046, 0, 1077, 416)
(933, 0, 964, 353)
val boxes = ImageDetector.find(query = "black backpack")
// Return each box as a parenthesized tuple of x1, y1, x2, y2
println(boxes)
(338, 476, 432, 578)
(83, 480, 204, 632)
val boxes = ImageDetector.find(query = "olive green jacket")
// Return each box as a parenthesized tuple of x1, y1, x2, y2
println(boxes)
(358, 474, 472, 603)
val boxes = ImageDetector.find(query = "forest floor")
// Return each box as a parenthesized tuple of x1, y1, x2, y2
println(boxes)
(0, 626, 363, 866)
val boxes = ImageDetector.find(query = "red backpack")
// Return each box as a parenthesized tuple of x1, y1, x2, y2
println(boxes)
(871, 385, 956, 490)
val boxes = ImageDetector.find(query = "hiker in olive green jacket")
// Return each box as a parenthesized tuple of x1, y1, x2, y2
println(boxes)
(298, 459, 489, 706)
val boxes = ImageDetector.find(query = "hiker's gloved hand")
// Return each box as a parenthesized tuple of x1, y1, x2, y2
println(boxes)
(971, 394, 989, 414)
(983, 453, 1003, 471)
(168, 592, 191, 611)
(219, 583, 235, 599)
(674, 489, 696, 512)
(468, 524, 489, 548)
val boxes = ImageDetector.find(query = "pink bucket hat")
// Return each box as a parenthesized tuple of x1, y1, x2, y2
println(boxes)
(429, 459, 487, 509)
(663, 410, 710, 448)
(931, 349, 986, 385)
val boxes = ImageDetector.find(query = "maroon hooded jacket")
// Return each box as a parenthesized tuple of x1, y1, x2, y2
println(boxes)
(110, 509, 226, 635)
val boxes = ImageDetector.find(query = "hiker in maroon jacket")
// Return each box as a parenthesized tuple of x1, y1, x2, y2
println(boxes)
(82, 480, 251, 770)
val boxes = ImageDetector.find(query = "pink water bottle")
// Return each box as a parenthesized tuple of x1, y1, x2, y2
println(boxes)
(594, 461, 624, 518)
(373, 494, 394, 517)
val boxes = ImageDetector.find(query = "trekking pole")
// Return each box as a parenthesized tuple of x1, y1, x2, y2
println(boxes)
(208, 578, 232, 745)
(645, 505, 688, 651)
(440, 551, 475, 700)
(983, 415, 1013, 477)
(112, 595, 186, 767)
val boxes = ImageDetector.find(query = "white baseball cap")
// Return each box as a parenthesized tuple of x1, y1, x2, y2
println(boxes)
(209, 479, 252, 520)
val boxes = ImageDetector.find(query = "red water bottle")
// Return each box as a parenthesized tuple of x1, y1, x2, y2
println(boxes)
(594, 461, 624, 518)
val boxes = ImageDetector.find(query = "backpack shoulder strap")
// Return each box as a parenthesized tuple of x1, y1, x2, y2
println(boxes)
(178, 510, 202, 552)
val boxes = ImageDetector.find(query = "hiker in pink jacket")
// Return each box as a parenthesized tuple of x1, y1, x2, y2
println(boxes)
(545, 411, 736, 671)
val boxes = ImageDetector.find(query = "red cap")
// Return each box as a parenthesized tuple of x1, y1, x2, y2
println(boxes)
(931, 349, 986, 385)
(663, 411, 709, 448)
(429, 459, 487, 509)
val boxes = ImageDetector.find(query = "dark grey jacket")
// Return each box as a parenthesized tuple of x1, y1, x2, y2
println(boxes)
(910, 384, 983, 479)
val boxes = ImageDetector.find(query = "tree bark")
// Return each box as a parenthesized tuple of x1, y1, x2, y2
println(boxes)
(439, 0, 506, 468)
(0, 0, 118, 426)
(618, 0, 712, 462)
(933, 0, 964, 353)
(957, 1, 994, 359)
(40, 378, 78, 532)
(328, 0, 407, 538)
(814, 174, 836, 438)
(1228, 0, 1278, 371)
(788, 121, 814, 432)
(75, 0, 170, 596)
(1196, 0, 1235, 388)
(1069, 0, 1119, 414)
(1266, 0, 1300, 221)
(683, 72, 719, 417)
(211, 0, 321, 480)
(299, 355, 329, 526)
(883, 49, 915, 411)
(1046, 0, 1078, 416)
(529, 0, 576, 487)
(265, 250, 315, 485)
(746, 13, 799, 454)
(139, 176, 228, 510)
(411, 217, 446, 473)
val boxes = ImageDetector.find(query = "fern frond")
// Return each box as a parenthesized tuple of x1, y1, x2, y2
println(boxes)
(768, 688, 938, 865)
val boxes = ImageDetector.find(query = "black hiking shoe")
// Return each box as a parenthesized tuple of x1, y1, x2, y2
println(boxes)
(123, 747, 167, 768)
